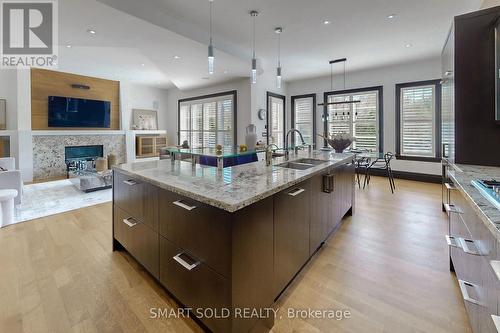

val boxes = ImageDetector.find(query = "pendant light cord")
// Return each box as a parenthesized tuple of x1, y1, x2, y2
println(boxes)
(343, 61, 346, 90)
(278, 32, 281, 67)
(330, 63, 333, 91)
(209, 0, 213, 45)
(252, 14, 256, 58)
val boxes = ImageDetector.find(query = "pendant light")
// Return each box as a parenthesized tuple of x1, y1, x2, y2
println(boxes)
(275, 27, 283, 89)
(250, 10, 259, 84)
(208, 0, 214, 74)
(318, 58, 360, 106)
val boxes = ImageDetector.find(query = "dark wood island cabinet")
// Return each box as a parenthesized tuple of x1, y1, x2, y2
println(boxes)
(112, 154, 355, 333)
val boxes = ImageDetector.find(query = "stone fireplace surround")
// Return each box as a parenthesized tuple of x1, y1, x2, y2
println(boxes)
(32, 134, 126, 181)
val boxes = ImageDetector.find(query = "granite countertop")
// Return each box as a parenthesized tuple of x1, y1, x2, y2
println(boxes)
(114, 151, 353, 213)
(447, 163, 500, 240)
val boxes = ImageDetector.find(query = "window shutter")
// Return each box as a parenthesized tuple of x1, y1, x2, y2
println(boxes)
(269, 96, 284, 148)
(293, 97, 314, 145)
(400, 85, 435, 157)
(327, 91, 380, 152)
(178, 93, 235, 148)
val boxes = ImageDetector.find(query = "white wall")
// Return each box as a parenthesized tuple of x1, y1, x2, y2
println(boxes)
(0, 69, 18, 130)
(287, 57, 442, 175)
(166, 78, 251, 145)
(250, 69, 288, 142)
(120, 82, 169, 131)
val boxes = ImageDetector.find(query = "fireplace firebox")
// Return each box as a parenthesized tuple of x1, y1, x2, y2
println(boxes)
(65, 145, 104, 175)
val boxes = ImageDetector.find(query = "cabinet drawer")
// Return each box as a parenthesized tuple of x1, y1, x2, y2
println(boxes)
(113, 171, 144, 221)
(158, 190, 231, 278)
(114, 206, 159, 278)
(159, 236, 230, 333)
(274, 180, 311, 296)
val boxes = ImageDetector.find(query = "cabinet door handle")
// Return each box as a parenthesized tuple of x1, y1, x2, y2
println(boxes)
(458, 279, 483, 306)
(173, 200, 197, 211)
(287, 188, 305, 197)
(490, 261, 500, 282)
(445, 235, 460, 248)
(123, 180, 138, 186)
(444, 203, 463, 215)
(458, 238, 481, 256)
(173, 252, 201, 271)
(122, 217, 138, 228)
(444, 182, 456, 191)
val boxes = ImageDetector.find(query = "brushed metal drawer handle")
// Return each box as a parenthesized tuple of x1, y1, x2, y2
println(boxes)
(458, 238, 481, 256)
(173, 252, 200, 271)
(492, 315, 500, 332)
(287, 188, 305, 197)
(444, 203, 463, 215)
(173, 200, 197, 211)
(458, 279, 483, 306)
(122, 217, 138, 228)
(445, 235, 461, 248)
(490, 261, 500, 282)
(444, 182, 456, 190)
(123, 180, 138, 186)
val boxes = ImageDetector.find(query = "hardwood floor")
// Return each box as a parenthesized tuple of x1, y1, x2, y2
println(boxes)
(0, 177, 471, 333)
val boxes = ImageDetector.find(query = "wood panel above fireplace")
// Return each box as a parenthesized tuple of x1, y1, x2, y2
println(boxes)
(31, 68, 120, 130)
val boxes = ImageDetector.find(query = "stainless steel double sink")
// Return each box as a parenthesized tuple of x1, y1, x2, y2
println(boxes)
(276, 158, 328, 170)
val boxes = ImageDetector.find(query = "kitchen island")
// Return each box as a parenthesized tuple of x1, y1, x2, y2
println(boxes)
(112, 151, 355, 333)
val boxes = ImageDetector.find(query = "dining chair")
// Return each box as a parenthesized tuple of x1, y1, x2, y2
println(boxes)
(364, 152, 396, 193)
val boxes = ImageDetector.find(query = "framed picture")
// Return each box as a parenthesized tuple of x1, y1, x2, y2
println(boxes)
(0, 99, 5, 130)
(132, 109, 158, 130)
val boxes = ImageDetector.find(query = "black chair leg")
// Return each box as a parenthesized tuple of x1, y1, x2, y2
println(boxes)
(386, 168, 394, 193)
(389, 168, 396, 190)
(363, 168, 369, 189)
(356, 169, 361, 189)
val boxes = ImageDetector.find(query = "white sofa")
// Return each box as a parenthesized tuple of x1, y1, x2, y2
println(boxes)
(0, 157, 23, 205)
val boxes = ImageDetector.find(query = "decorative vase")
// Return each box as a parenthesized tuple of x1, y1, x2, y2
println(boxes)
(245, 124, 257, 151)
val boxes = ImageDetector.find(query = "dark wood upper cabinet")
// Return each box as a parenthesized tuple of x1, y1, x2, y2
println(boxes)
(445, 6, 500, 166)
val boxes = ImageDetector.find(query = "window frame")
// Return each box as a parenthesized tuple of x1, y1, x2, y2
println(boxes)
(323, 86, 384, 153)
(291, 93, 317, 146)
(266, 92, 286, 146)
(177, 90, 237, 147)
(395, 80, 442, 162)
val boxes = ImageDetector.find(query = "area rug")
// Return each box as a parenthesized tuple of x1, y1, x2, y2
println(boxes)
(14, 179, 112, 223)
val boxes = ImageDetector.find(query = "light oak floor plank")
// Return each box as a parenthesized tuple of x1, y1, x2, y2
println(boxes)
(0, 177, 471, 333)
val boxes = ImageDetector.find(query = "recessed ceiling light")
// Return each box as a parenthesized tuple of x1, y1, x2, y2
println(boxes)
(66, 44, 72, 48)
(173, 55, 181, 59)
(87, 29, 96, 35)
(141, 63, 145, 67)
(323, 20, 330, 25)
(387, 14, 397, 19)
(405, 43, 413, 48)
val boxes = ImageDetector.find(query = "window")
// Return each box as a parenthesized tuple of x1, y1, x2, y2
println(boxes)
(324, 86, 383, 152)
(291, 94, 316, 146)
(267, 92, 285, 148)
(396, 80, 441, 161)
(178, 91, 236, 148)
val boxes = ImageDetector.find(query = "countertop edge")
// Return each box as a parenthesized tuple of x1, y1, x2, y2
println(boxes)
(447, 168, 500, 242)
(113, 155, 353, 213)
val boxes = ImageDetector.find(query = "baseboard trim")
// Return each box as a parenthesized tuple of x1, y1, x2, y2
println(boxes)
(359, 168, 441, 184)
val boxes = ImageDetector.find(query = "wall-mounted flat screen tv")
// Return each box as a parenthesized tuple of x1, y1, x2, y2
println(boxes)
(48, 96, 111, 128)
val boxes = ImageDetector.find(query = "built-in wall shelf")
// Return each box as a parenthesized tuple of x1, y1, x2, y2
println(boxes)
(32, 130, 126, 136)
(0, 130, 17, 136)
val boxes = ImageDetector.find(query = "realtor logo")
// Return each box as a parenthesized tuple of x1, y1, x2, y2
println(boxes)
(1, 0, 58, 68)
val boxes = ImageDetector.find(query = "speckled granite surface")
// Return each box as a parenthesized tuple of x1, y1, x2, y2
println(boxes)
(33, 135, 126, 180)
(114, 151, 353, 212)
(447, 163, 500, 240)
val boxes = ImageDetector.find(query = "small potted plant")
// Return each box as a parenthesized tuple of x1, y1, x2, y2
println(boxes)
(318, 133, 355, 153)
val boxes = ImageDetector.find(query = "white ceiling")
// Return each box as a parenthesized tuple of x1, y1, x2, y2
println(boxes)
(58, 0, 482, 89)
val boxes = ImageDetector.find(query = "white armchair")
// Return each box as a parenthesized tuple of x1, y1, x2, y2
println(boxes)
(0, 157, 23, 205)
